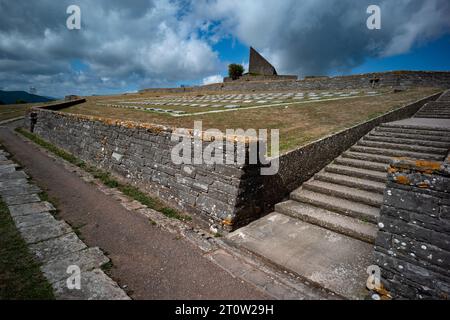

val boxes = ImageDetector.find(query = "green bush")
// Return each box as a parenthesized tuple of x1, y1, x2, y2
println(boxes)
(228, 64, 244, 80)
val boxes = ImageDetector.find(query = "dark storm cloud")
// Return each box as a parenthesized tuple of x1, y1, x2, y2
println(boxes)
(0, 0, 449, 97)
(0, 0, 220, 96)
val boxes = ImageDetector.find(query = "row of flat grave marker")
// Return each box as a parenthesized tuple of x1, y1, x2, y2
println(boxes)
(114, 91, 377, 106)
(104, 90, 381, 115)
(138, 90, 374, 104)
(101, 104, 187, 115)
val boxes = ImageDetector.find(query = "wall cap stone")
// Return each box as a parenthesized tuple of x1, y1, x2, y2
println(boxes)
(389, 158, 449, 176)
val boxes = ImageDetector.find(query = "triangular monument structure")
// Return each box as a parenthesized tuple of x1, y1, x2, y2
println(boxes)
(223, 46, 297, 82)
(249, 47, 278, 76)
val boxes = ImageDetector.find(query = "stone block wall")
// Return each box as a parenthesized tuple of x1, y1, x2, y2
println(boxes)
(374, 157, 450, 299)
(38, 98, 87, 110)
(223, 75, 298, 83)
(30, 108, 267, 230)
(140, 71, 450, 94)
(27, 93, 441, 230)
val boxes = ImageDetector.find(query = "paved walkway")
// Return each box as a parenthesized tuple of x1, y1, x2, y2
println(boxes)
(0, 124, 269, 300)
(0, 147, 129, 299)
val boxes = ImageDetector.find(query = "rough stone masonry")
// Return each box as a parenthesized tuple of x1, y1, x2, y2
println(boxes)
(29, 109, 268, 230)
(374, 156, 450, 299)
(26, 92, 441, 231)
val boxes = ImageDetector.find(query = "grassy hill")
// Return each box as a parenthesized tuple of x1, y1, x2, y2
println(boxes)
(0, 90, 55, 105)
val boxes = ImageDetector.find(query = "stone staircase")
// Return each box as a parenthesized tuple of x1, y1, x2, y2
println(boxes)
(277, 122, 450, 245)
(415, 90, 450, 118)
(227, 93, 450, 299)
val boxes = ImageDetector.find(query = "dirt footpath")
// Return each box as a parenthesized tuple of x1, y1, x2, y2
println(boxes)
(0, 125, 268, 300)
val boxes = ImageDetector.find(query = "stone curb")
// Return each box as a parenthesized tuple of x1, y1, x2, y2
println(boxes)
(0, 147, 130, 300)
(0, 116, 25, 125)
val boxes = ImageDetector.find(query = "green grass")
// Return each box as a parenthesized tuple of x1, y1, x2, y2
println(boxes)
(38, 190, 61, 220)
(366, 111, 386, 120)
(62, 87, 440, 153)
(100, 261, 114, 274)
(117, 184, 191, 221)
(0, 200, 55, 299)
(16, 127, 85, 167)
(0, 104, 30, 122)
(15, 127, 191, 222)
(85, 166, 119, 188)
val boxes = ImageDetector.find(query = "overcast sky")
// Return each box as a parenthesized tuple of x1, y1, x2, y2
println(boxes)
(0, 0, 449, 97)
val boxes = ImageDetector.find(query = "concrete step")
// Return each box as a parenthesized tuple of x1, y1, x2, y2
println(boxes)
(350, 145, 444, 161)
(419, 106, 450, 108)
(334, 156, 388, 172)
(416, 112, 450, 116)
(227, 212, 373, 299)
(364, 135, 450, 149)
(291, 189, 380, 223)
(415, 115, 450, 118)
(419, 107, 450, 109)
(418, 107, 450, 110)
(416, 110, 450, 114)
(419, 105, 450, 107)
(301, 180, 383, 207)
(315, 171, 386, 194)
(357, 140, 448, 155)
(419, 107, 450, 110)
(417, 108, 450, 112)
(416, 113, 450, 116)
(275, 200, 377, 244)
(418, 101, 450, 108)
(415, 114, 450, 119)
(415, 112, 450, 116)
(369, 130, 450, 143)
(380, 123, 450, 133)
(325, 164, 387, 183)
(418, 105, 450, 107)
(375, 126, 450, 137)
(414, 115, 450, 119)
(421, 105, 450, 107)
(416, 112, 450, 115)
(342, 151, 394, 164)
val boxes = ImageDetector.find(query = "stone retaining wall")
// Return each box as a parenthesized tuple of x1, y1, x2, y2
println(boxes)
(27, 93, 440, 230)
(29, 107, 265, 230)
(41, 98, 87, 110)
(140, 71, 450, 94)
(223, 75, 298, 83)
(374, 157, 450, 299)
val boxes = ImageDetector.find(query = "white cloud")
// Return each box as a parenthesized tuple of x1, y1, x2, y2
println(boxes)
(0, 0, 449, 97)
(381, 0, 450, 56)
(0, 0, 221, 96)
(202, 74, 223, 85)
(191, 0, 450, 75)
